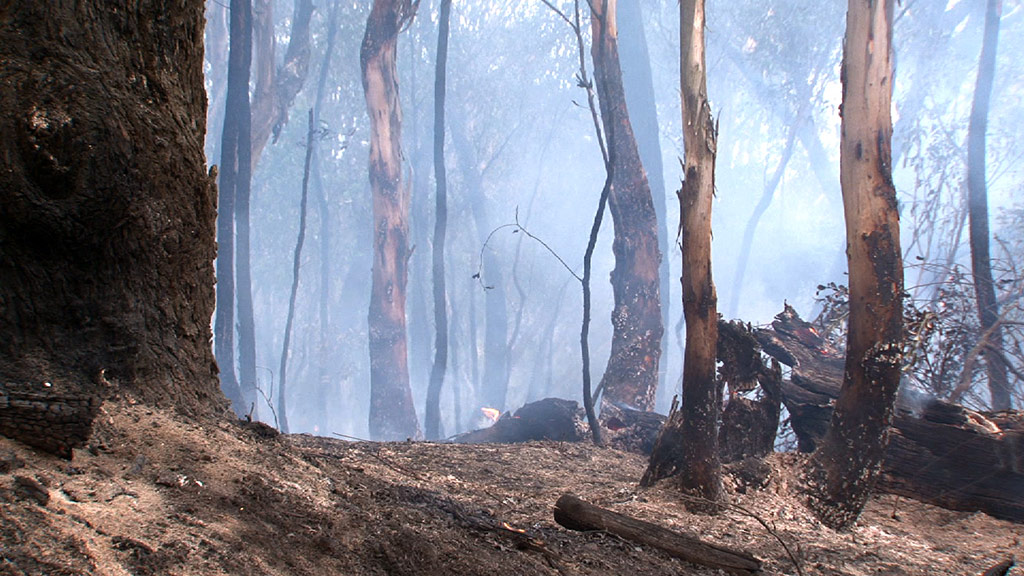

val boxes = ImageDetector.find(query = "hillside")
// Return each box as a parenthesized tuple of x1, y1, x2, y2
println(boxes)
(1, 397, 1020, 575)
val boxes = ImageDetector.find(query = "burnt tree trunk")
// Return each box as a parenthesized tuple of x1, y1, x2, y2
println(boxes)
(361, 0, 420, 441)
(967, 0, 1010, 411)
(655, 0, 723, 508)
(805, 0, 904, 530)
(0, 1, 220, 413)
(425, 0, 452, 441)
(618, 0, 672, 398)
(590, 0, 664, 415)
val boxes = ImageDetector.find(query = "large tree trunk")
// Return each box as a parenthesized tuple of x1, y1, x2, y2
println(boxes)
(618, 0, 671, 398)
(661, 0, 723, 508)
(0, 1, 220, 412)
(425, 0, 452, 441)
(590, 0, 663, 414)
(967, 0, 1010, 411)
(806, 0, 904, 530)
(361, 0, 420, 441)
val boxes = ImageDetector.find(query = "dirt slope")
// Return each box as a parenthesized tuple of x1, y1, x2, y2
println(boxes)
(1, 398, 1020, 575)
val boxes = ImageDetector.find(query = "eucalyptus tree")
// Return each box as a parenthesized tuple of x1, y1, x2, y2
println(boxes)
(215, 0, 254, 413)
(589, 0, 664, 415)
(361, 0, 421, 440)
(806, 0, 904, 530)
(643, 0, 722, 510)
(966, 0, 1010, 410)
(0, 0, 220, 412)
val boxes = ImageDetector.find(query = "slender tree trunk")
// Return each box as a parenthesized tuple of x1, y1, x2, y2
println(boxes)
(235, 103, 257, 414)
(277, 110, 316, 433)
(215, 0, 253, 414)
(590, 0, 664, 414)
(618, 0, 671, 397)
(643, 0, 723, 509)
(0, 0, 219, 412)
(425, 0, 452, 440)
(313, 0, 341, 431)
(361, 0, 420, 440)
(406, 32, 434, 398)
(806, 0, 904, 530)
(967, 0, 1009, 411)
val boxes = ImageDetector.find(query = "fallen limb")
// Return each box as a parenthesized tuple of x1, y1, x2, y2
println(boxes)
(553, 493, 762, 575)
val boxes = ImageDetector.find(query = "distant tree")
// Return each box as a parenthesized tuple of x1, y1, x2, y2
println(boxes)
(277, 110, 317, 433)
(361, 0, 421, 440)
(642, 0, 722, 510)
(589, 0, 664, 414)
(425, 0, 453, 440)
(236, 0, 315, 416)
(966, 0, 1010, 411)
(215, 0, 254, 413)
(0, 1, 220, 411)
(805, 0, 904, 530)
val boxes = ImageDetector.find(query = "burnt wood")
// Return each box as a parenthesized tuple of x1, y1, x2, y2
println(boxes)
(758, 306, 1024, 523)
(451, 398, 585, 444)
(553, 493, 762, 575)
(0, 384, 101, 459)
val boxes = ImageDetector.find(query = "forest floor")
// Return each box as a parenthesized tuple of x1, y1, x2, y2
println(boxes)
(1, 396, 1021, 575)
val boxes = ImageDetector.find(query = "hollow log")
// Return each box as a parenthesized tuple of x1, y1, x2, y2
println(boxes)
(553, 493, 762, 575)
(759, 306, 1024, 523)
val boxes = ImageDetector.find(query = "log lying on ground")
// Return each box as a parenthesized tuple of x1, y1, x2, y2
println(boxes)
(450, 398, 585, 444)
(758, 305, 1024, 523)
(553, 493, 762, 575)
(0, 383, 102, 459)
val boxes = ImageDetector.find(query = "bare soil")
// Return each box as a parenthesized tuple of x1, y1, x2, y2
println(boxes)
(1, 397, 1021, 575)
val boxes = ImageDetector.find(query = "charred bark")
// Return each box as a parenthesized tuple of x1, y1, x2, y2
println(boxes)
(361, 0, 420, 441)
(0, 1, 219, 413)
(590, 0, 664, 415)
(618, 0, 672, 398)
(805, 0, 904, 530)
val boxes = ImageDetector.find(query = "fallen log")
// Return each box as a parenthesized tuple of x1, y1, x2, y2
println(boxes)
(450, 398, 585, 444)
(553, 493, 762, 575)
(0, 382, 102, 459)
(758, 305, 1024, 523)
